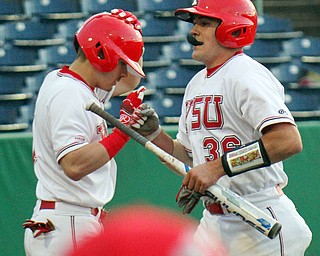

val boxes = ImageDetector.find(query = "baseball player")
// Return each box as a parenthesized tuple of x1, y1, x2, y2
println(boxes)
(132, 0, 313, 255)
(23, 10, 146, 256)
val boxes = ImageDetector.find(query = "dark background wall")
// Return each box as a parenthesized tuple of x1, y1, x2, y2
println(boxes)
(263, 0, 320, 37)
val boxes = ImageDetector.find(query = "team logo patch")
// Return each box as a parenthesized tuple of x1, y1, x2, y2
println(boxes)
(74, 135, 85, 143)
(119, 113, 131, 125)
(97, 123, 108, 138)
(278, 109, 288, 115)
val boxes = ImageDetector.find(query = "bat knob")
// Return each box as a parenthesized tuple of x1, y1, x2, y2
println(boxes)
(268, 222, 282, 239)
(85, 100, 96, 111)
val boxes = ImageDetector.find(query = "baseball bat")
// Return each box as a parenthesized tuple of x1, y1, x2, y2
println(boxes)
(86, 101, 282, 239)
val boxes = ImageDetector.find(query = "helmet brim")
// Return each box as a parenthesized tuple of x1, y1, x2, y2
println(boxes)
(126, 60, 145, 78)
(175, 7, 215, 23)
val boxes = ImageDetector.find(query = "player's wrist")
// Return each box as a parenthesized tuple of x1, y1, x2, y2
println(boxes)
(113, 127, 130, 141)
(99, 128, 130, 159)
(145, 125, 162, 141)
(221, 139, 271, 177)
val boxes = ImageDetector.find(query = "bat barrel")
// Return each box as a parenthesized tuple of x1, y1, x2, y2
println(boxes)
(207, 184, 282, 239)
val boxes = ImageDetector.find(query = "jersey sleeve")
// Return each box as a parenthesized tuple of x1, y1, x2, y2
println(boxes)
(233, 64, 296, 133)
(48, 84, 102, 161)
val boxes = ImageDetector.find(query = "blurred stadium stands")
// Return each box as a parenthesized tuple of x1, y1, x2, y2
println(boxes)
(0, 0, 319, 132)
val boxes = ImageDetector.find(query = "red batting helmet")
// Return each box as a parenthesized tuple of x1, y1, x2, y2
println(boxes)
(74, 9, 145, 77)
(175, 0, 257, 48)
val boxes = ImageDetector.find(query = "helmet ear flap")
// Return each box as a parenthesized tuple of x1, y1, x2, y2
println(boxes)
(73, 36, 80, 53)
(89, 40, 119, 72)
(100, 44, 119, 72)
(215, 22, 256, 48)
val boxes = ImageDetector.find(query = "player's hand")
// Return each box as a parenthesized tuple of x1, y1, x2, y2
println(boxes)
(119, 86, 146, 126)
(176, 185, 204, 214)
(131, 103, 161, 140)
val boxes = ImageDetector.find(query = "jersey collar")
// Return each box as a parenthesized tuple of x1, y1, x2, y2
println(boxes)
(58, 66, 95, 92)
(206, 50, 243, 77)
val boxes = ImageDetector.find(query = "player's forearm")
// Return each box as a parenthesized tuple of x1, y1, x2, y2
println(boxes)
(152, 131, 193, 167)
(172, 139, 193, 167)
(60, 128, 129, 180)
(261, 123, 302, 164)
(152, 130, 174, 155)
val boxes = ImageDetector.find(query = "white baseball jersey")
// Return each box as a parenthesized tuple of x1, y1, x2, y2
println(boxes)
(32, 66, 116, 208)
(177, 53, 312, 255)
(177, 52, 295, 196)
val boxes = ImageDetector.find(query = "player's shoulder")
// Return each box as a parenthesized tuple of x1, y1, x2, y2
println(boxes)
(54, 69, 93, 93)
(227, 53, 276, 80)
(39, 69, 95, 103)
(229, 54, 284, 92)
(229, 53, 262, 70)
(189, 67, 207, 82)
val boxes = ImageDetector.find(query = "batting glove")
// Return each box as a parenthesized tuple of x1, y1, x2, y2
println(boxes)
(176, 185, 204, 215)
(23, 219, 55, 238)
(119, 86, 146, 126)
(131, 103, 161, 140)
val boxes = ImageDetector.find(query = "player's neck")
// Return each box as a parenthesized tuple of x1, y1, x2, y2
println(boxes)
(69, 60, 95, 90)
(206, 50, 243, 76)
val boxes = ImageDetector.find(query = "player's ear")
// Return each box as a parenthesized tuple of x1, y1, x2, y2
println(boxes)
(73, 36, 80, 53)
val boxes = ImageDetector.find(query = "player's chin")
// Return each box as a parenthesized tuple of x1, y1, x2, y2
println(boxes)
(191, 52, 203, 63)
(101, 83, 115, 92)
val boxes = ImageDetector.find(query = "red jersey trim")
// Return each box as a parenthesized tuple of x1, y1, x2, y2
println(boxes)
(206, 50, 244, 77)
(58, 66, 95, 92)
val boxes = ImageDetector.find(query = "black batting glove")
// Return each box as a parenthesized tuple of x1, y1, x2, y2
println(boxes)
(176, 185, 204, 215)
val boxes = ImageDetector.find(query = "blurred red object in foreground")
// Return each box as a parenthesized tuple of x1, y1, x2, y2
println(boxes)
(67, 204, 227, 256)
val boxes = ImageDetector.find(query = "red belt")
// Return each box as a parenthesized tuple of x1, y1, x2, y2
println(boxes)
(40, 201, 99, 216)
(204, 201, 224, 215)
